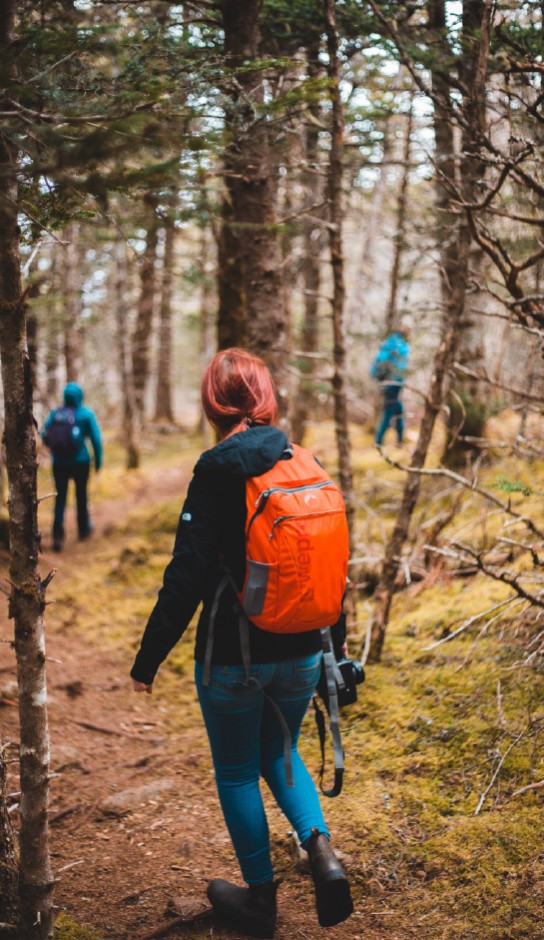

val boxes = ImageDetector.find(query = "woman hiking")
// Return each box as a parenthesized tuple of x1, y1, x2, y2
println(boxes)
(130, 348, 353, 938)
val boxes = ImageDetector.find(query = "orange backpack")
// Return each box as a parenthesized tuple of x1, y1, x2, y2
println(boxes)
(239, 444, 349, 633)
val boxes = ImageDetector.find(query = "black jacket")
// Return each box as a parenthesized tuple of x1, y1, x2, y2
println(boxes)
(130, 426, 325, 685)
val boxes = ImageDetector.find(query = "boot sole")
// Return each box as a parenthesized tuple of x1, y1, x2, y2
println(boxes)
(212, 907, 275, 939)
(316, 873, 354, 928)
(207, 893, 275, 939)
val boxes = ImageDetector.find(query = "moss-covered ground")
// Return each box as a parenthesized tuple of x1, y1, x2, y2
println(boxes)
(36, 422, 543, 940)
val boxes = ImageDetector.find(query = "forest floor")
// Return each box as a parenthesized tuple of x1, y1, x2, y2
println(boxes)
(1, 423, 543, 940)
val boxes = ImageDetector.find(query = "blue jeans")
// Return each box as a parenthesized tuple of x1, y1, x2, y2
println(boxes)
(195, 653, 328, 885)
(376, 400, 404, 445)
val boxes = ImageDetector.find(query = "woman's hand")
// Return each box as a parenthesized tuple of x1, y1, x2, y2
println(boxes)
(132, 679, 153, 694)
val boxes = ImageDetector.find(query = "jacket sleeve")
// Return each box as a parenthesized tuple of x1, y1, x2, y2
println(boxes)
(87, 410, 103, 470)
(130, 471, 219, 685)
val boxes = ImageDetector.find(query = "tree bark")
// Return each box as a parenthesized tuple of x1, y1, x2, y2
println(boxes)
(115, 240, 140, 470)
(216, 193, 246, 350)
(132, 194, 160, 420)
(323, 0, 355, 549)
(290, 40, 324, 445)
(198, 220, 216, 447)
(444, 0, 491, 463)
(0, 5, 54, 936)
(153, 221, 176, 424)
(62, 222, 83, 383)
(26, 304, 39, 399)
(0, 740, 18, 930)
(368, 0, 492, 662)
(220, 0, 289, 416)
(44, 245, 61, 410)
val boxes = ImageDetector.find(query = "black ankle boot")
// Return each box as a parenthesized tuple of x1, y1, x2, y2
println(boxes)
(305, 828, 354, 927)
(207, 878, 278, 938)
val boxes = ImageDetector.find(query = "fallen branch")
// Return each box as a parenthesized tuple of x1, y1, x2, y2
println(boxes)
(474, 728, 526, 815)
(499, 779, 544, 805)
(68, 719, 133, 738)
(451, 541, 544, 608)
(452, 362, 544, 403)
(57, 859, 85, 874)
(378, 448, 544, 541)
(49, 804, 84, 825)
(496, 680, 505, 728)
(135, 906, 213, 940)
(420, 595, 524, 650)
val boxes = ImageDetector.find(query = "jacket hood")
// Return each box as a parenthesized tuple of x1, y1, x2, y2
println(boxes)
(63, 382, 84, 407)
(196, 426, 289, 477)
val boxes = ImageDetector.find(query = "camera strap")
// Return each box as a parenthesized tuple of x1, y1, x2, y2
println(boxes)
(314, 627, 345, 798)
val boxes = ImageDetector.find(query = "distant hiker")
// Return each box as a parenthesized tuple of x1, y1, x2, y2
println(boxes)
(370, 320, 411, 446)
(42, 382, 103, 552)
(131, 347, 354, 938)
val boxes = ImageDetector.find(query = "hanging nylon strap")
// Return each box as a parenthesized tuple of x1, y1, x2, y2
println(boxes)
(238, 607, 294, 788)
(203, 569, 295, 788)
(316, 627, 345, 798)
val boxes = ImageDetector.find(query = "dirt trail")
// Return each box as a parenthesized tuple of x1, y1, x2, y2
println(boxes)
(0, 463, 398, 940)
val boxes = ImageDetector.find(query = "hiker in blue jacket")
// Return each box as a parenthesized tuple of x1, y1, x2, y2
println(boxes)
(370, 322, 411, 446)
(42, 382, 103, 552)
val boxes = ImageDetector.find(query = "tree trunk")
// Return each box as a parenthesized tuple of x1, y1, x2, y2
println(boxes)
(44, 245, 61, 409)
(368, 0, 492, 662)
(0, 6, 54, 936)
(0, 739, 18, 931)
(290, 40, 324, 445)
(445, 244, 488, 463)
(216, 193, 246, 350)
(323, 0, 355, 550)
(220, 0, 289, 417)
(62, 222, 83, 382)
(26, 305, 39, 399)
(198, 221, 216, 447)
(153, 221, 176, 424)
(115, 240, 140, 470)
(384, 98, 414, 334)
(444, 0, 491, 464)
(132, 194, 159, 421)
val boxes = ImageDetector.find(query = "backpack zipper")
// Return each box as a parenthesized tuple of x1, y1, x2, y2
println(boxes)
(248, 481, 337, 536)
(269, 507, 342, 540)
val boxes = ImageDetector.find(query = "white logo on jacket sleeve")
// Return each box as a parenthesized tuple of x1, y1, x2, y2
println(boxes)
(182, 512, 192, 522)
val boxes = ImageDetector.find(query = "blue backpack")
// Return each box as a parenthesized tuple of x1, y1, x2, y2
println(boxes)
(370, 332, 409, 384)
(43, 407, 81, 457)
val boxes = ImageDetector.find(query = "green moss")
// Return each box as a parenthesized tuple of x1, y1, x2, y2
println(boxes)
(54, 912, 106, 940)
(44, 424, 544, 940)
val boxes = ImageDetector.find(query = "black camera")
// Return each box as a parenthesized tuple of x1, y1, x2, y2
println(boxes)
(335, 657, 365, 707)
(316, 656, 365, 711)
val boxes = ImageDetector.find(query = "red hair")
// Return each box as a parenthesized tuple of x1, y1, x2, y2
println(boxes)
(201, 348, 278, 436)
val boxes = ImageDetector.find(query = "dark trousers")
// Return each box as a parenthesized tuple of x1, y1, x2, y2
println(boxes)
(53, 463, 91, 541)
(376, 387, 404, 445)
(376, 401, 404, 445)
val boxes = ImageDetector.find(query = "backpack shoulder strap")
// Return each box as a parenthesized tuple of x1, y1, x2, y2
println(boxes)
(202, 568, 235, 686)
